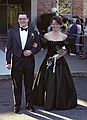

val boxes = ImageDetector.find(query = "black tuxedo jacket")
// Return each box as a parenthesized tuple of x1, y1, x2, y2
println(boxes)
(6, 26, 41, 64)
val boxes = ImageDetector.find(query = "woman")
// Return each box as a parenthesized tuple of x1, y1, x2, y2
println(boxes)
(32, 16, 77, 110)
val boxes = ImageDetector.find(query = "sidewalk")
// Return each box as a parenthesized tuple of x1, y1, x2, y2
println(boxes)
(65, 54, 87, 77)
(0, 77, 87, 120)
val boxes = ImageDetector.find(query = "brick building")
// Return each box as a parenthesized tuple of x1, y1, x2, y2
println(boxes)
(37, 0, 87, 18)
(72, 0, 87, 18)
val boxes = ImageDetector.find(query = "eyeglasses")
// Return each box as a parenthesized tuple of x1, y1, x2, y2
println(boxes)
(18, 18, 27, 20)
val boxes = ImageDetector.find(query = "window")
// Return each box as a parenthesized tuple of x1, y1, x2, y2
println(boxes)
(0, 0, 23, 34)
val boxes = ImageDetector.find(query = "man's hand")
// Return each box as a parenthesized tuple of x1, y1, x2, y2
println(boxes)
(6, 64, 12, 70)
(33, 42, 37, 48)
(23, 50, 32, 56)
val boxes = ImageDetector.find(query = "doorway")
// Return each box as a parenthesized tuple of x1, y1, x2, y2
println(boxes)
(0, 0, 24, 35)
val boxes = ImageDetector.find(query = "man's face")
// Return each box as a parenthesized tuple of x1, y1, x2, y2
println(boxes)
(18, 14, 29, 28)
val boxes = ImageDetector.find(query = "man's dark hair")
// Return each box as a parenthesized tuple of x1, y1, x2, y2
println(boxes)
(17, 12, 29, 18)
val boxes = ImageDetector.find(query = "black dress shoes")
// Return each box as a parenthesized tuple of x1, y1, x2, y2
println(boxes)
(26, 106, 35, 112)
(14, 106, 20, 113)
(80, 55, 87, 60)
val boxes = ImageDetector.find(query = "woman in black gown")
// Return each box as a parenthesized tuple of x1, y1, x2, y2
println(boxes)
(32, 16, 77, 110)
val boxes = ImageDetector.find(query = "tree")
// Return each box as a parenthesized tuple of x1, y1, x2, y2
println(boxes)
(59, 0, 72, 15)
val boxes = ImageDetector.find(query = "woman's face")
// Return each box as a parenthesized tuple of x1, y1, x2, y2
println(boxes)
(51, 20, 60, 31)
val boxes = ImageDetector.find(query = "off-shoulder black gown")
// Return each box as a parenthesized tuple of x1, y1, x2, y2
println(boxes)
(32, 36, 77, 110)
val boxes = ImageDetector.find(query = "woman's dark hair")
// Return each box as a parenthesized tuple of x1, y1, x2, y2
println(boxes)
(50, 16, 62, 25)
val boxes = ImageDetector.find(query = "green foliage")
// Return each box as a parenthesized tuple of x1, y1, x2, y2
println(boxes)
(59, 0, 72, 15)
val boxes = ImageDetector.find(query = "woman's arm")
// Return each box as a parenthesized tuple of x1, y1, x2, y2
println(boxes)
(53, 48, 67, 60)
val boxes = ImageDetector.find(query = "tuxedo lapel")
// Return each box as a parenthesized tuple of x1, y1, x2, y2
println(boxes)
(15, 28, 22, 48)
(14, 27, 32, 49)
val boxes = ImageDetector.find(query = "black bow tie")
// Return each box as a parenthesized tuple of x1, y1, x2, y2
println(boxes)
(20, 27, 28, 31)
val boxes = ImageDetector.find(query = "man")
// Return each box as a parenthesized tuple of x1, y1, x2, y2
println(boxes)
(6, 12, 41, 113)
(68, 18, 77, 55)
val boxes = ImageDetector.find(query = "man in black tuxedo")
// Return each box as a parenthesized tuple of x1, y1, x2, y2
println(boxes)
(6, 12, 41, 113)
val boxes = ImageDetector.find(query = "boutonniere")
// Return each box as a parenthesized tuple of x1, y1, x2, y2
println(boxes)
(31, 33, 35, 40)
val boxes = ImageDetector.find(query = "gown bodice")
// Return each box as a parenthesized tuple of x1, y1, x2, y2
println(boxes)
(40, 35, 75, 58)
(46, 41, 64, 57)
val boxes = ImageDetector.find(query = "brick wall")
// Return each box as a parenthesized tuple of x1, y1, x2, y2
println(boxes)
(71, 0, 83, 17)
(37, 0, 85, 18)
(37, 0, 56, 17)
(83, 0, 87, 18)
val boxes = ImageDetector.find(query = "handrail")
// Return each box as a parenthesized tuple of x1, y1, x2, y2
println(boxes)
(68, 33, 87, 37)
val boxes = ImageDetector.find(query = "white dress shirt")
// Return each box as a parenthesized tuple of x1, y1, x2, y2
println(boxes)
(19, 27, 28, 50)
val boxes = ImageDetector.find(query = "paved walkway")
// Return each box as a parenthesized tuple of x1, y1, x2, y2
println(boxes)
(0, 77, 87, 120)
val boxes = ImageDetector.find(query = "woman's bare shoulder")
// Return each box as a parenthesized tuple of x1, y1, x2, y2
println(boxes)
(60, 32, 67, 41)
(44, 32, 52, 38)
